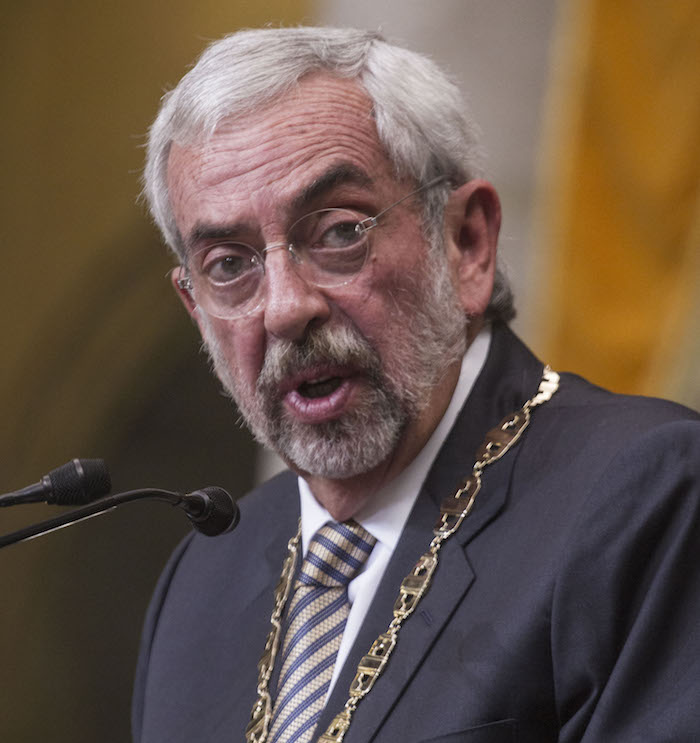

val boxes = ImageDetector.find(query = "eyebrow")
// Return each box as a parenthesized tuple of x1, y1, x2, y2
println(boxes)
(183, 163, 375, 256)
(185, 220, 258, 254)
(289, 163, 374, 213)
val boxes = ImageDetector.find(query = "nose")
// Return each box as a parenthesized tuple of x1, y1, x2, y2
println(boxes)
(262, 246, 332, 341)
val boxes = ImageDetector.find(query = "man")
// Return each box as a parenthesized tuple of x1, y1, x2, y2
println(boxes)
(133, 27, 700, 743)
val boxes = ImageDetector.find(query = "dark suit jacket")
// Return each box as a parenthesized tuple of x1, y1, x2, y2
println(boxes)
(132, 324, 700, 742)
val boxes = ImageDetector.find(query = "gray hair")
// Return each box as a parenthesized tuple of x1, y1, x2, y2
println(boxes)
(143, 26, 514, 321)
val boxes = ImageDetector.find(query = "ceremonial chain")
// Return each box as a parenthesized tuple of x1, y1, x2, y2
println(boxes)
(245, 366, 560, 743)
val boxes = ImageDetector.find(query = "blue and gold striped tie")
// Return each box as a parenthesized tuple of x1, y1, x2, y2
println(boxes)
(268, 520, 376, 743)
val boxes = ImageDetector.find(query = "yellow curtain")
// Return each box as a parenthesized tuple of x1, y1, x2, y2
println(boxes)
(535, 0, 700, 405)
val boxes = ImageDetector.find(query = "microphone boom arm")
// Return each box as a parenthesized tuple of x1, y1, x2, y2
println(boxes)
(0, 487, 238, 550)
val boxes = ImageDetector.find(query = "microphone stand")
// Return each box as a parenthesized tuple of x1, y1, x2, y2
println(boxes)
(0, 487, 237, 550)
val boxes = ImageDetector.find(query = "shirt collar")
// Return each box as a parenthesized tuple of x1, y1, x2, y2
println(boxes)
(299, 325, 491, 554)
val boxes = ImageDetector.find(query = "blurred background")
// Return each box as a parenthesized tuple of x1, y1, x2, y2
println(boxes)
(1, 1, 698, 740)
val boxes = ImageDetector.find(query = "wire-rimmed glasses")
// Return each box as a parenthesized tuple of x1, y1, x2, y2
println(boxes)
(174, 175, 446, 319)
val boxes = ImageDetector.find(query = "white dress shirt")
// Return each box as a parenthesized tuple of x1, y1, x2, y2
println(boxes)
(297, 325, 491, 697)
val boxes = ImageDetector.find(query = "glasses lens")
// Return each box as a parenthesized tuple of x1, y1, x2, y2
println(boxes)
(179, 210, 371, 319)
(290, 208, 370, 286)
(188, 242, 264, 318)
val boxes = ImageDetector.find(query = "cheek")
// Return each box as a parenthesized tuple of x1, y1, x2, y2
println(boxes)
(368, 242, 428, 311)
(202, 315, 266, 388)
(331, 264, 417, 351)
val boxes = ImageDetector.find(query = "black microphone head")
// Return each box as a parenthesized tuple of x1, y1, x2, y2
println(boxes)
(188, 487, 239, 537)
(47, 458, 111, 506)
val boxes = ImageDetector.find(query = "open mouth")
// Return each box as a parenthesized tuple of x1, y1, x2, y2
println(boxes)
(281, 369, 357, 424)
(297, 376, 344, 399)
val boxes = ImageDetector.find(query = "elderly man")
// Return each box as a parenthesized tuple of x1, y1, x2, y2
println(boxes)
(132, 27, 700, 743)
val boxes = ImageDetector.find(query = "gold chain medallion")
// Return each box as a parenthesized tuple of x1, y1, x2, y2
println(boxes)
(246, 366, 560, 743)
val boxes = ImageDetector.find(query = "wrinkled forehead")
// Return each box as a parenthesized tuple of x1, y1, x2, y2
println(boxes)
(167, 75, 386, 199)
(166, 74, 400, 248)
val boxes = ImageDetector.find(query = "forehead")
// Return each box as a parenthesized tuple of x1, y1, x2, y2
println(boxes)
(166, 74, 396, 245)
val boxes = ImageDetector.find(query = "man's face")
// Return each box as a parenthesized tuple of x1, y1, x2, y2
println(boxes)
(167, 74, 467, 481)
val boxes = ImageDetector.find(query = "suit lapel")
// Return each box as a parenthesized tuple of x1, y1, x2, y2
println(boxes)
(317, 323, 546, 741)
(426, 322, 545, 550)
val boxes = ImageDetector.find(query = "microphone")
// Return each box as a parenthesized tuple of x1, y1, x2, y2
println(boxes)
(0, 459, 111, 507)
(177, 487, 240, 537)
(0, 486, 239, 550)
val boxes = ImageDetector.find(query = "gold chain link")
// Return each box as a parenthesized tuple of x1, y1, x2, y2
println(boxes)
(245, 529, 301, 742)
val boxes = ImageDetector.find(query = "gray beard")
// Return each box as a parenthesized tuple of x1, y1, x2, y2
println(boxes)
(200, 249, 468, 479)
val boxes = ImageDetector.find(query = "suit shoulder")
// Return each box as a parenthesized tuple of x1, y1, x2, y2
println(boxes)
(547, 371, 699, 427)
(519, 372, 699, 487)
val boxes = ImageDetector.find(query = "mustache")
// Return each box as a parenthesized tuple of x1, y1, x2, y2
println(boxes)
(257, 324, 381, 393)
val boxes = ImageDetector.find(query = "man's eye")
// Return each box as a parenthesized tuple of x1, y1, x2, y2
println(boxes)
(199, 246, 258, 284)
(316, 220, 362, 249)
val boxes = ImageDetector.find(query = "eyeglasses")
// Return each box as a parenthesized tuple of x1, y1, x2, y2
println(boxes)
(175, 175, 446, 319)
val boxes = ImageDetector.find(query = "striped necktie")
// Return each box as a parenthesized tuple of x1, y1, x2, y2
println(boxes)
(268, 520, 376, 743)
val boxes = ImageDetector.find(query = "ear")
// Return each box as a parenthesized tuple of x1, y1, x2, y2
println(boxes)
(170, 265, 199, 318)
(444, 179, 501, 318)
